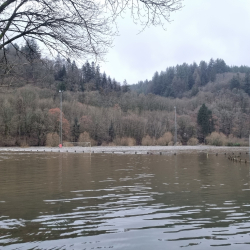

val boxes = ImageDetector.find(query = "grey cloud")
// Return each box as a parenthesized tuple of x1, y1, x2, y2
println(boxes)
(101, 0, 250, 84)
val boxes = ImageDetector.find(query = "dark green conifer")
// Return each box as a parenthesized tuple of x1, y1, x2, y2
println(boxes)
(197, 104, 214, 142)
(244, 71, 250, 95)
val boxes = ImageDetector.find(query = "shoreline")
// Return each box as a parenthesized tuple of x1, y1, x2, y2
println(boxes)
(0, 145, 249, 155)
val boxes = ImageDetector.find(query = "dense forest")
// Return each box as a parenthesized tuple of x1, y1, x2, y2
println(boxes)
(0, 40, 250, 147)
(131, 59, 250, 98)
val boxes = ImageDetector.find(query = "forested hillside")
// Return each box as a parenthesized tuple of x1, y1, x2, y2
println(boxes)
(0, 40, 129, 93)
(1, 41, 250, 147)
(131, 59, 250, 98)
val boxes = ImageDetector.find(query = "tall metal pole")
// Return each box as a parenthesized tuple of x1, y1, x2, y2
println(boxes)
(59, 90, 63, 146)
(174, 106, 177, 145)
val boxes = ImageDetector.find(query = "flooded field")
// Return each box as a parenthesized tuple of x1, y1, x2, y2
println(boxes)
(1, 151, 250, 249)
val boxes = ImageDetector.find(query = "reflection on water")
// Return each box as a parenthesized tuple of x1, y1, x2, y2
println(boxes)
(1, 152, 250, 249)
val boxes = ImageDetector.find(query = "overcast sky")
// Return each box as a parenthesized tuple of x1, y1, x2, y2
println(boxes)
(100, 0, 250, 85)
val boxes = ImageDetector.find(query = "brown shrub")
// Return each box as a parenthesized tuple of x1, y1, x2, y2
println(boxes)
(156, 132, 173, 146)
(141, 135, 155, 146)
(46, 133, 59, 147)
(187, 137, 199, 146)
(78, 132, 97, 146)
(205, 132, 226, 146)
(113, 137, 136, 146)
(15, 137, 29, 147)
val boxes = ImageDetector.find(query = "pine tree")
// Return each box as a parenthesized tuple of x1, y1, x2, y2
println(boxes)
(187, 62, 197, 90)
(122, 80, 130, 92)
(101, 72, 107, 89)
(71, 118, 80, 142)
(208, 58, 216, 82)
(91, 62, 96, 77)
(151, 71, 161, 95)
(230, 74, 241, 90)
(107, 76, 112, 90)
(197, 104, 213, 142)
(21, 38, 41, 62)
(109, 121, 115, 141)
(84, 61, 92, 83)
(95, 65, 101, 90)
(244, 71, 250, 95)
(199, 61, 208, 85)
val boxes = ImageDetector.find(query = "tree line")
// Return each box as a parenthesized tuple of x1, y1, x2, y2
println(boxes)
(131, 59, 250, 98)
(0, 40, 129, 94)
(0, 82, 249, 147)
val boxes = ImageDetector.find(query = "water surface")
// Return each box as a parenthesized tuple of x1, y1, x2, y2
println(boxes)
(1, 152, 250, 249)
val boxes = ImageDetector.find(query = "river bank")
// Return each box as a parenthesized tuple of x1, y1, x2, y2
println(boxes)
(0, 145, 249, 155)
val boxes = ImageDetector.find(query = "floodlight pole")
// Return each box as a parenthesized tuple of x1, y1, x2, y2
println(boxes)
(59, 90, 63, 147)
(174, 106, 177, 145)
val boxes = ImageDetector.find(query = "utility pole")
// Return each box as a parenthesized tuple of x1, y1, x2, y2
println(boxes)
(174, 106, 177, 145)
(59, 90, 63, 147)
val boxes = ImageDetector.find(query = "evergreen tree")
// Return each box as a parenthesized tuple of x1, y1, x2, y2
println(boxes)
(197, 104, 213, 142)
(55, 65, 66, 81)
(71, 118, 80, 142)
(83, 61, 92, 83)
(244, 71, 250, 95)
(101, 72, 107, 89)
(199, 61, 208, 85)
(163, 67, 175, 96)
(91, 62, 96, 77)
(21, 38, 41, 61)
(95, 65, 101, 90)
(122, 79, 130, 92)
(215, 59, 228, 73)
(107, 76, 112, 91)
(151, 71, 161, 95)
(109, 121, 115, 141)
(208, 58, 216, 82)
(230, 74, 241, 89)
(67, 60, 79, 91)
(187, 62, 197, 89)
(113, 79, 121, 92)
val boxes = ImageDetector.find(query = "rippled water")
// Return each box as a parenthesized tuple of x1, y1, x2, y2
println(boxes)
(1, 151, 250, 249)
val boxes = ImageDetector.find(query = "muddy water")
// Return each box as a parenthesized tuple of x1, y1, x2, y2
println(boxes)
(0, 152, 250, 249)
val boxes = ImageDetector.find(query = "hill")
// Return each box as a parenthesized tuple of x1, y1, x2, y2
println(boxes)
(1, 45, 250, 147)
(130, 59, 250, 98)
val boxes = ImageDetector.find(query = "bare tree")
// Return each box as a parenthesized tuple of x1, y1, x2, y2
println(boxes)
(0, 0, 183, 60)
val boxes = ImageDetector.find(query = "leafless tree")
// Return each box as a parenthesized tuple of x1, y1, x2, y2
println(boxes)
(0, 0, 183, 60)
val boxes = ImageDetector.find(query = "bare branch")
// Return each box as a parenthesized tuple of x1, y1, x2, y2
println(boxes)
(0, 0, 183, 62)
